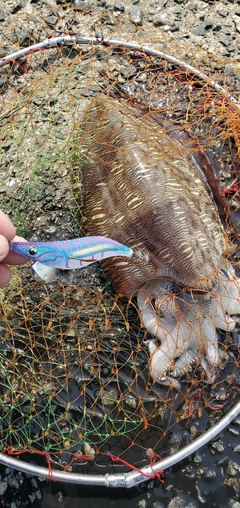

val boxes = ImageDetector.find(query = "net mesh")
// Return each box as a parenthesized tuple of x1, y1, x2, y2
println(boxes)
(0, 36, 239, 478)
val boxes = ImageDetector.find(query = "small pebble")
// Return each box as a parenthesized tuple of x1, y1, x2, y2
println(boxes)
(13, 27, 31, 46)
(72, 0, 92, 10)
(130, 6, 142, 25)
(219, 34, 232, 47)
(113, 1, 124, 12)
(227, 461, 240, 476)
(225, 478, 240, 497)
(0, 482, 7, 496)
(229, 428, 239, 436)
(193, 24, 206, 36)
(8, 477, 20, 490)
(31, 478, 38, 488)
(28, 492, 37, 503)
(56, 491, 64, 503)
(193, 452, 202, 464)
(188, 4, 198, 12)
(45, 15, 58, 26)
(218, 8, 228, 17)
(204, 468, 217, 479)
(211, 440, 224, 453)
(167, 498, 186, 508)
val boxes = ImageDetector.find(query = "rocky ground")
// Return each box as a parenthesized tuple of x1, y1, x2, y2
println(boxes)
(0, 0, 240, 68)
(0, 0, 240, 507)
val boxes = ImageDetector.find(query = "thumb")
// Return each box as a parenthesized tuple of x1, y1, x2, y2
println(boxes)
(0, 235, 9, 262)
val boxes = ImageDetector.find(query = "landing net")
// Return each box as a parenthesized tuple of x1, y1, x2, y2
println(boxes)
(0, 35, 239, 487)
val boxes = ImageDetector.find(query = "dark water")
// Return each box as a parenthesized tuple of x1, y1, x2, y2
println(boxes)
(0, 419, 239, 508)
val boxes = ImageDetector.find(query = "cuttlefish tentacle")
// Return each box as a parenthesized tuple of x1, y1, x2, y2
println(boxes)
(137, 261, 240, 387)
(137, 279, 212, 385)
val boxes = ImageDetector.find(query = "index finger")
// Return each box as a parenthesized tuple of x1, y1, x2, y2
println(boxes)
(0, 210, 16, 241)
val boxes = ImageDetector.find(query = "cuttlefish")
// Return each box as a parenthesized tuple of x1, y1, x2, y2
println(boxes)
(77, 96, 240, 388)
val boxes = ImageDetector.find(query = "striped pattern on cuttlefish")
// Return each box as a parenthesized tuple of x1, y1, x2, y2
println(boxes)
(77, 95, 240, 388)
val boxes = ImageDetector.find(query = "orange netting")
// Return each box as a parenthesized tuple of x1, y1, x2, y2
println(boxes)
(0, 37, 239, 477)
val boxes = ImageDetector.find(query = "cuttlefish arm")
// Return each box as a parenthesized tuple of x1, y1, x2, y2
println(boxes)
(136, 271, 238, 387)
(209, 261, 240, 322)
(137, 280, 210, 387)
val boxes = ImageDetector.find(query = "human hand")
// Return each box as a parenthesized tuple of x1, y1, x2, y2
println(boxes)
(0, 209, 28, 287)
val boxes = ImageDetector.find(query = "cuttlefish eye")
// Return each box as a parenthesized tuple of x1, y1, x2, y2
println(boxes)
(28, 247, 38, 256)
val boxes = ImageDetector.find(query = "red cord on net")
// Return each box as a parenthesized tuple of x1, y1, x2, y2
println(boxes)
(107, 451, 164, 483)
(2, 446, 56, 481)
